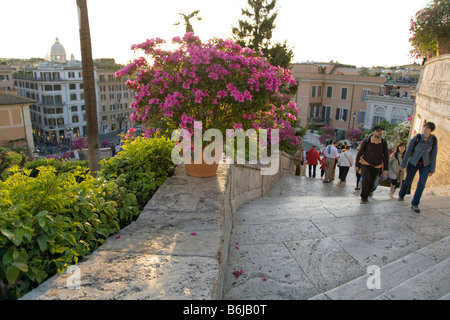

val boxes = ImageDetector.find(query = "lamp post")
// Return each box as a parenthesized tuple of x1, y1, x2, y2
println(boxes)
(352, 112, 357, 129)
(32, 147, 40, 160)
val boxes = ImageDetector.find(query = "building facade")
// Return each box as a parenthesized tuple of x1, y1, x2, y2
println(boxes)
(0, 92, 36, 150)
(13, 39, 134, 144)
(96, 69, 133, 134)
(364, 95, 415, 130)
(0, 65, 15, 93)
(290, 63, 416, 138)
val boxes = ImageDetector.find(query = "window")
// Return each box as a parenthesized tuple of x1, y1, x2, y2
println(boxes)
(311, 85, 322, 98)
(69, 84, 76, 90)
(336, 108, 348, 121)
(361, 88, 371, 101)
(68, 72, 75, 79)
(357, 111, 366, 124)
(70, 94, 77, 101)
(0, 75, 9, 81)
(322, 106, 331, 120)
(57, 118, 64, 126)
(341, 87, 348, 100)
(45, 96, 54, 105)
(72, 106, 78, 112)
(309, 105, 320, 118)
(373, 106, 386, 125)
(55, 95, 62, 105)
(73, 115, 79, 123)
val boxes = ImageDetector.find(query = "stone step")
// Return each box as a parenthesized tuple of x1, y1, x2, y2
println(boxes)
(439, 292, 450, 300)
(308, 235, 450, 300)
(374, 257, 450, 300)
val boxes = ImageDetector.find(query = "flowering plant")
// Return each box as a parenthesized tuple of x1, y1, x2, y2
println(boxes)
(318, 125, 335, 145)
(346, 129, 363, 141)
(409, 0, 450, 59)
(71, 137, 87, 150)
(115, 33, 301, 149)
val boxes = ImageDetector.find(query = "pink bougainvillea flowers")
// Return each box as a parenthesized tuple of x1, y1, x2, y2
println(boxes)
(115, 32, 301, 148)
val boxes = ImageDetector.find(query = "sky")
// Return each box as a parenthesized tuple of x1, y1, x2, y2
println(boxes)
(1, 0, 432, 68)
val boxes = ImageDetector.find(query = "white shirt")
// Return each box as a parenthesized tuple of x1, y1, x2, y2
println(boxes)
(324, 144, 339, 159)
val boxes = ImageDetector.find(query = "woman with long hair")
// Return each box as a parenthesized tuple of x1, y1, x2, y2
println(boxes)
(388, 142, 406, 198)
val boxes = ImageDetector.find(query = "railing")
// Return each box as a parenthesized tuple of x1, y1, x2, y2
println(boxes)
(307, 117, 331, 125)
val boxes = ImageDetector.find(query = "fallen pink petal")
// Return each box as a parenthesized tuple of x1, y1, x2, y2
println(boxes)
(232, 269, 244, 279)
(190, 232, 197, 236)
(262, 278, 267, 282)
(115, 236, 121, 239)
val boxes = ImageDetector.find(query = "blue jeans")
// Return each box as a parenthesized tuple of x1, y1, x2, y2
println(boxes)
(399, 163, 430, 206)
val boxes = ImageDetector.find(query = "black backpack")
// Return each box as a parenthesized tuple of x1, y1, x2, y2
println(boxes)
(411, 134, 436, 154)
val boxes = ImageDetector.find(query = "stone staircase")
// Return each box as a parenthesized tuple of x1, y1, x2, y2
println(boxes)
(223, 171, 450, 300)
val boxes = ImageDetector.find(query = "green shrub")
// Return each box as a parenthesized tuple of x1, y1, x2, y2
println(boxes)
(24, 158, 89, 178)
(0, 165, 139, 299)
(99, 136, 175, 210)
(0, 148, 27, 181)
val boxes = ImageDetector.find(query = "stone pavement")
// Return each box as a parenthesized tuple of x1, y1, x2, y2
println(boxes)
(223, 159, 450, 300)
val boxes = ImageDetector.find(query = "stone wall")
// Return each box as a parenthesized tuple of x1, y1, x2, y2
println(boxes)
(21, 152, 295, 300)
(411, 53, 450, 194)
(215, 152, 295, 298)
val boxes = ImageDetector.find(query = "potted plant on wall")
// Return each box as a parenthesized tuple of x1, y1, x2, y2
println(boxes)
(409, 0, 450, 60)
(115, 33, 301, 177)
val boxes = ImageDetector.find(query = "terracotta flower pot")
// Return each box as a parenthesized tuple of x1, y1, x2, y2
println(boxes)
(185, 160, 219, 178)
(437, 38, 450, 56)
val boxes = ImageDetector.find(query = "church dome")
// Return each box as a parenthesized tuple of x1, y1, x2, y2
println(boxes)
(50, 37, 67, 63)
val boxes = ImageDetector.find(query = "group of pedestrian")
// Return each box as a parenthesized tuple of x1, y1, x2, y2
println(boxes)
(294, 121, 438, 214)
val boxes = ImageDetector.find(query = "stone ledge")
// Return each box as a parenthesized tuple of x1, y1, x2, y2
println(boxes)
(20, 152, 294, 300)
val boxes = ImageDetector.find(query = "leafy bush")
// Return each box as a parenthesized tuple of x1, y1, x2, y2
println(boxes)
(0, 136, 175, 299)
(0, 148, 27, 181)
(99, 136, 175, 210)
(24, 158, 89, 178)
(0, 166, 139, 299)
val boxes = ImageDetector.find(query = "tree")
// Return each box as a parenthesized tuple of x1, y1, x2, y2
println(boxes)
(174, 10, 202, 34)
(77, 0, 100, 177)
(232, 0, 294, 69)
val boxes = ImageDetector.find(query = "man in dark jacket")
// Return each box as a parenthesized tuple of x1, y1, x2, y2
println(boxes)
(398, 122, 438, 213)
(355, 126, 389, 204)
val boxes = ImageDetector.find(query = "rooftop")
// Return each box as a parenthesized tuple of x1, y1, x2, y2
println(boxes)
(0, 92, 37, 106)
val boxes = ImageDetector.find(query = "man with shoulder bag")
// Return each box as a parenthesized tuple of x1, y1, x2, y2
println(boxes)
(355, 126, 389, 204)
